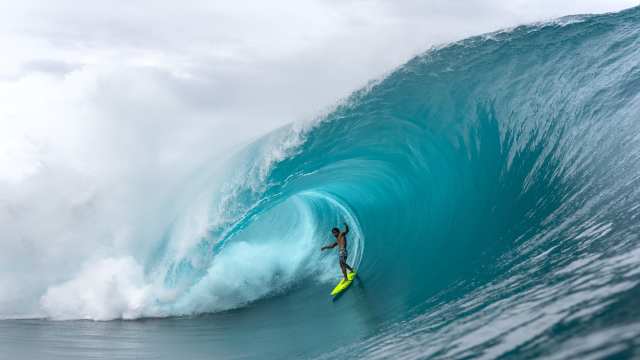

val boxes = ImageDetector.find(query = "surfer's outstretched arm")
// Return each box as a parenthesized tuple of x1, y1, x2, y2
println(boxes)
(343, 223, 349, 234)
(321, 242, 338, 251)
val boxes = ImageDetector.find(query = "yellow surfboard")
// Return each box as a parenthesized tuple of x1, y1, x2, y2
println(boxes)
(331, 271, 356, 296)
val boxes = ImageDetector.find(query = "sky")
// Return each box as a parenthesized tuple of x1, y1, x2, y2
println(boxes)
(0, 0, 637, 181)
(0, 0, 637, 317)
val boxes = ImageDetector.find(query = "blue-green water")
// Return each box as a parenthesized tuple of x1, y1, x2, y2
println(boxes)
(4, 6, 640, 359)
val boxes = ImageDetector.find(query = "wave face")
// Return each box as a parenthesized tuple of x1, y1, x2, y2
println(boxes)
(36, 7, 640, 359)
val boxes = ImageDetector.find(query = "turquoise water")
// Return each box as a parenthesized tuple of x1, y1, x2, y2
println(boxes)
(4, 6, 640, 359)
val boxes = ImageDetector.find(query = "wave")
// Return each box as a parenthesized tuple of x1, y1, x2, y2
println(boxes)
(28, 6, 640, 358)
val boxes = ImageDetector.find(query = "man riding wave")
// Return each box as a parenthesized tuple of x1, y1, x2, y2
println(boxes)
(321, 223, 354, 280)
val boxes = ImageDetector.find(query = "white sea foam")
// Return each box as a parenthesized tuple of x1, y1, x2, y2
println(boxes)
(41, 257, 151, 320)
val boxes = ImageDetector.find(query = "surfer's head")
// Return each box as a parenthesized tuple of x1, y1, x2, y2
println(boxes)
(332, 227, 340, 236)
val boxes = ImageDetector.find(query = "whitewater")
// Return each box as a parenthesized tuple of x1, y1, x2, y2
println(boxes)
(3, 6, 640, 359)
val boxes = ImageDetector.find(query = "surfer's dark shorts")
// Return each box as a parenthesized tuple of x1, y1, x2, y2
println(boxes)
(339, 249, 348, 264)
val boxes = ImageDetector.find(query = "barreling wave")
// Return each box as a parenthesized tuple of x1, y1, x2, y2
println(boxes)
(40, 6, 640, 359)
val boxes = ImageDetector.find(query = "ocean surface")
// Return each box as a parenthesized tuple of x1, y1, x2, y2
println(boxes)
(3, 6, 640, 360)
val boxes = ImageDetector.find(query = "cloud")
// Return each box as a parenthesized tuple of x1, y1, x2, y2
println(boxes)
(21, 59, 81, 76)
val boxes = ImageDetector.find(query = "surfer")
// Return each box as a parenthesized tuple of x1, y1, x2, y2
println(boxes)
(321, 223, 354, 280)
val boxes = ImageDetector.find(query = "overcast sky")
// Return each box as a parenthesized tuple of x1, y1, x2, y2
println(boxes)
(0, 0, 637, 182)
(0, 0, 637, 316)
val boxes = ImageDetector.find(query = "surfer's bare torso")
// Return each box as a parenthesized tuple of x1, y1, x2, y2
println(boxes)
(336, 231, 347, 250)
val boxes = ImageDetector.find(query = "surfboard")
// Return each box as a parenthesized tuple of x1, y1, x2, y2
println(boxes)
(331, 271, 356, 296)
